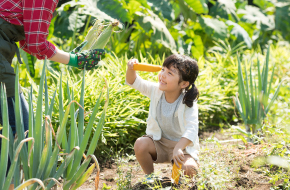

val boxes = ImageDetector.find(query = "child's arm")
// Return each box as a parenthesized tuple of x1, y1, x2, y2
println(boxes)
(173, 103, 199, 167)
(173, 137, 192, 167)
(125, 59, 158, 98)
(126, 59, 137, 85)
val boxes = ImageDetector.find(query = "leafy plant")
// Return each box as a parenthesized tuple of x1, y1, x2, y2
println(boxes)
(0, 60, 109, 189)
(233, 47, 289, 142)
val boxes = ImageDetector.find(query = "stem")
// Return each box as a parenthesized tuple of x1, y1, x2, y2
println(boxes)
(83, 15, 91, 37)
(70, 6, 79, 51)
(245, 124, 253, 143)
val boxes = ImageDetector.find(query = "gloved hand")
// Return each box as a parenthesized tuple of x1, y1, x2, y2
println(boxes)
(68, 41, 105, 70)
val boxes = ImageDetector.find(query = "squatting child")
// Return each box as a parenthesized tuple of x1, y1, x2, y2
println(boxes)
(125, 54, 200, 183)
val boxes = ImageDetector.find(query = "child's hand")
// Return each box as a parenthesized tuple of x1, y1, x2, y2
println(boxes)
(127, 58, 139, 70)
(173, 148, 185, 168)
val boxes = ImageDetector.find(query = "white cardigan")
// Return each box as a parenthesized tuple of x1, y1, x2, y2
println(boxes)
(126, 75, 200, 161)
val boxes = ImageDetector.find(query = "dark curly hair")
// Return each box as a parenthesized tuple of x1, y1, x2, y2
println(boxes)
(163, 54, 199, 108)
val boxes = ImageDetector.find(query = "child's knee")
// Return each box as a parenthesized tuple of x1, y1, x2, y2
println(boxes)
(182, 158, 199, 177)
(183, 164, 198, 176)
(134, 137, 150, 153)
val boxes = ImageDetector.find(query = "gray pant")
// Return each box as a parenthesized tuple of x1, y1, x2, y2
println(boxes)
(0, 18, 25, 97)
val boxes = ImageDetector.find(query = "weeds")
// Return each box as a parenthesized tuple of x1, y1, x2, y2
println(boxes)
(115, 153, 138, 190)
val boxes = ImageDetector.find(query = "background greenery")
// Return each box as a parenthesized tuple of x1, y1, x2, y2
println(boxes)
(16, 0, 290, 166)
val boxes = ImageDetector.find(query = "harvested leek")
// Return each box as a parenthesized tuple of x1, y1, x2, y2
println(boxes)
(133, 63, 162, 72)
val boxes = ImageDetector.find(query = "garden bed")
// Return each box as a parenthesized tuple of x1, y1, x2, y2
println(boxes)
(73, 129, 286, 190)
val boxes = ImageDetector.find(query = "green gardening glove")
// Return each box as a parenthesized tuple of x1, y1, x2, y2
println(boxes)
(68, 41, 106, 70)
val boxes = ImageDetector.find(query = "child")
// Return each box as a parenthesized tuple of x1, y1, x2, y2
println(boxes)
(126, 54, 200, 183)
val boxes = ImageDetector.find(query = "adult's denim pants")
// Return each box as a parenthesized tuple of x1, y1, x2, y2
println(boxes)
(0, 93, 29, 174)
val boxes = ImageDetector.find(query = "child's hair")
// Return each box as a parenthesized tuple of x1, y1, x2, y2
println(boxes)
(163, 54, 199, 108)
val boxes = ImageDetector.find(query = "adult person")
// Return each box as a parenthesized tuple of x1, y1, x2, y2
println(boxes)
(0, 1, 104, 189)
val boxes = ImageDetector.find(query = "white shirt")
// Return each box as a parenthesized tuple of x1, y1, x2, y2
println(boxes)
(157, 92, 184, 141)
(125, 75, 200, 161)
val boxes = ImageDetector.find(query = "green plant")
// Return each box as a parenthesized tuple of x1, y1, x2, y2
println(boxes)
(0, 60, 109, 189)
(233, 46, 289, 142)
(0, 87, 45, 189)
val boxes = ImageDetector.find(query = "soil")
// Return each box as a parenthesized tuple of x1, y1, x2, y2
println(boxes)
(61, 130, 285, 190)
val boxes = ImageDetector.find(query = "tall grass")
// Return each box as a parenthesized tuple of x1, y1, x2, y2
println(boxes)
(233, 46, 289, 142)
(0, 60, 109, 189)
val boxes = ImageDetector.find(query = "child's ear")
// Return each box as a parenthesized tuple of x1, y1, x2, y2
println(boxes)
(181, 81, 190, 89)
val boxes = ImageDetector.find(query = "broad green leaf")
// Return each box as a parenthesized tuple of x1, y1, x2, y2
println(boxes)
(193, 35, 204, 57)
(199, 16, 228, 40)
(183, 0, 208, 14)
(54, 4, 87, 38)
(135, 9, 177, 53)
(76, 0, 118, 22)
(226, 20, 252, 48)
(95, 0, 131, 23)
(254, 0, 274, 10)
(275, 2, 290, 40)
(237, 5, 275, 31)
(177, 36, 192, 56)
(147, 0, 175, 21)
(210, 0, 239, 22)
(178, 0, 197, 20)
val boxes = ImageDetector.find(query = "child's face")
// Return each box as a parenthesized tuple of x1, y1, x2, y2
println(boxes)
(158, 66, 188, 92)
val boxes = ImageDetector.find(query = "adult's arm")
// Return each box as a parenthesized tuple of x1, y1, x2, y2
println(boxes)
(49, 48, 70, 64)
(19, 0, 58, 60)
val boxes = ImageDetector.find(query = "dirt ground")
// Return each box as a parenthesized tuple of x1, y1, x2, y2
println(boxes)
(69, 130, 285, 190)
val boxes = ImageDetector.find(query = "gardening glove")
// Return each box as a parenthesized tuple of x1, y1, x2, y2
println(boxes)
(68, 41, 106, 70)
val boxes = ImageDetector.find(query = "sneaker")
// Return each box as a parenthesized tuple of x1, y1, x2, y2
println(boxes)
(143, 173, 158, 184)
(175, 175, 187, 185)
